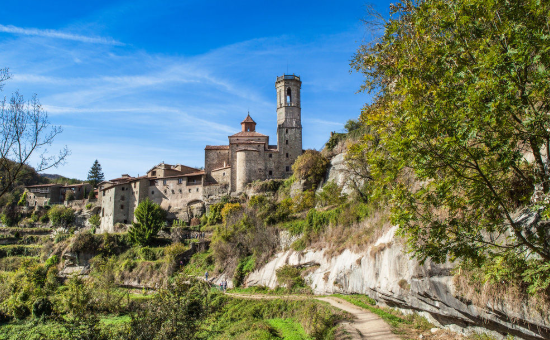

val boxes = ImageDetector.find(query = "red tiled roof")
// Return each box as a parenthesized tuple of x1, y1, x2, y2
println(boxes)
(205, 145, 230, 150)
(229, 131, 267, 137)
(241, 114, 256, 124)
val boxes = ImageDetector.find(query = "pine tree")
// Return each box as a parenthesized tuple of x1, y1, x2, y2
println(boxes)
(87, 160, 105, 188)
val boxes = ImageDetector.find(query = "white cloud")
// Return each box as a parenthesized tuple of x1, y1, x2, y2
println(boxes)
(0, 24, 124, 45)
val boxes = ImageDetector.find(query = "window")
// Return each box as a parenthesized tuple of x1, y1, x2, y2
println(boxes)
(179, 189, 182, 193)
(121, 195, 125, 201)
(222, 172, 225, 176)
(286, 87, 292, 105)
(188, 189, 191, 193)
(151, 191, 154, 195)
(286, 129, 288, 133)
(120, 205, 124, 210)
(155, 180, 159, 185)
(269, 170, 272, 176)
(286, 166, 290, 172)
(285, 140, 288, 145)
(121, 187, 124, 191)
(269, 154, 272, 158)
(152, 171, 156, 176)
(196, 188, 199, 192)
(133, 183, 136, 188)
(164, 189, 167, 194)
(172, 189, 175, 194)
(102, 208, 104, 217)
(124, 219, 127, 224)
(178, 178, 183, 184)
(286, 153, 289, 158)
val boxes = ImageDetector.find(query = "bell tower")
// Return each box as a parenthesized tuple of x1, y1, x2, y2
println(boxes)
(275, 74, 303, 177)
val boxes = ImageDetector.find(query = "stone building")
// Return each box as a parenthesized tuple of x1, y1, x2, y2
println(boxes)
(98, 164, 205, 232)
(204, 74, 303, 192)
(98, 74, 304, 231)
(25, 183, 93, 207)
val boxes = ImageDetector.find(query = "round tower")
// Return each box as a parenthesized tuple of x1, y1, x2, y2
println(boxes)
(235, 148, 261, 192)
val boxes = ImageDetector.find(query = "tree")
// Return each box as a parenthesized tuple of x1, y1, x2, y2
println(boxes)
(291, 150, 329, 189)
(0, 68, 69, 200)
(17, 191, 27, 207)
(128, 198, 166, 246)
(88, 189, 96, 200)
(352, 0, 550, 267)
(87, 160, 104, 188)
(65, 190, 75, 201)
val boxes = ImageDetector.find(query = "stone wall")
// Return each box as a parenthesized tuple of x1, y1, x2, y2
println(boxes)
(205, 148, 229, 183)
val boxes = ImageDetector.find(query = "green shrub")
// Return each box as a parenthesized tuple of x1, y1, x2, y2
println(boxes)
(45, 255, 59, 268)
(207, 202, 224, 225)
(48, 205, 75, 227)
(65, 190, 75, 201)
(32, 297, 53, 318)
(292, 149, 329, 188)
(85, 203, 93, 210)
(88, 214, 100, 227)
(30, 213, 39, 223)
(128, 198, 167, 246)
(233, 255, 256, 288)
(276, 265, 305, 289)
(221, 203, 242, 224)
(317, 181, 347, 207)
(17, 192, 28, 207)
(39, 214, 49, 223)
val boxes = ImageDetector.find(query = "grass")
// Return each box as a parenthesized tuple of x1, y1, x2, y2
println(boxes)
(267, 318, 312, 340)
(100, 314, 131, 325)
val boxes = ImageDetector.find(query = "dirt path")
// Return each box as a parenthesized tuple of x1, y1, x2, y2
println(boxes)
(226, 293, 400, 340)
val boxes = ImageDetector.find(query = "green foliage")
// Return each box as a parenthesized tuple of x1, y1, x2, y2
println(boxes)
(276, 265, 305, 289)
(44, 255, 59, 268)
(316, 181, 346, 207)
(88, 214, 101, 227)
(233, 254, 256, 288)
(353, 0, 550, 278)
(220, 202, 242, 224)
(292, 190, 316, 213)
(87, 160, 105, 188)
(64, 190, 74, 201)
(88, 189, 96, 199)
(128, 198, 166, 246)
(48, 205, 75, 227)
(17, 192, 27, 207)
(85, 203, 93, 210)
(32, 297, 53, 318)
(292, 149, 329, 188)
(39, 214, 49, 223)
(207, 202, 224, 225)
(1, 207, 20, 227)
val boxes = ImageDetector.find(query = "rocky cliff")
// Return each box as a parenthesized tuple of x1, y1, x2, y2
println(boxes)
(246, 226, 550, 339)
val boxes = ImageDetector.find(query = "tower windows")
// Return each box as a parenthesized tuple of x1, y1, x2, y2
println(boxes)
(286, 166, 290, 172)
(286, 129, 288, 133)
(269, 154, 272, 158)
(286, 153, 289, 158)
(286, 140, 288, 145)
(286, 88, 292, 105)
(269, 170, 272, 176)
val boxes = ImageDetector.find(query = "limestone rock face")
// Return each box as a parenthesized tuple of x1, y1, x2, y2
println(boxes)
(246, 226, 550, 340)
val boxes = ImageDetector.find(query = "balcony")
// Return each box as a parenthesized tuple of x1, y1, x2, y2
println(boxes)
(277, 74, 300, 82)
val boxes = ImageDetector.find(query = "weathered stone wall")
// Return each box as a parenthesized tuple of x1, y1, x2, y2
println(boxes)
(205, 148, 229, 183)
(236, 149, 263, 192)
(211, 167, 230, 186)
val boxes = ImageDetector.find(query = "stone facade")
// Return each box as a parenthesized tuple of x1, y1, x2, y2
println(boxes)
(25, 183, 93, 207)
(98, 74, 304, 231)
(205, 74, 303, 192)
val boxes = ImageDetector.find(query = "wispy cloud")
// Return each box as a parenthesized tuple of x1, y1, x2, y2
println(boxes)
(0, 24, 124, 45)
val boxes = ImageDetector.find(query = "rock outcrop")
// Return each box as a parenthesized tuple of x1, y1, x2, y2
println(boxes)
(246, 226, 550, 340)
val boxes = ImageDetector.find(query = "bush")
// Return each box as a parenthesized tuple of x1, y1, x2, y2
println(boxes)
(221, 203, 242, 224)
(233, 255, 256, 288)
(88, 214, 100, 227)
(32, 297, 53, 318)
(17, 192, 28, 207)
(1, 207, 20, 227)
(207, 202, 224, 225)
(48, 205, 75, 227)
(292, 149, 329, 188)
(39, 214, 49, 223)
(88, 190, 96, 199)
(65, 190, 75, 201)
(71, 232, 100, 253)
(276, 265, 305, 289)
(293, 190, 316, 212)
(317, 181, 346, 207)
(85, 203, 93, 210)
(45, 255, 59, 267)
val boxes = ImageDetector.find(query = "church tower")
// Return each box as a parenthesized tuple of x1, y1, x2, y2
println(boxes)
(275, 74, 303, 177)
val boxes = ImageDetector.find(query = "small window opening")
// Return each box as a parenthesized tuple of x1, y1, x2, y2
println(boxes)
(286, 129, 288, 133)
(179, 189, 182, 193)
(286, 140, 288, 145)
(189, 189, 191, 193)
(102, 208, 104, 217)
(133, 183, 136, 188)
(163, 179, 167, 185)
(152, 171, 156, 176)
(269, 154, 272, 158)
(124, 219, 127, 224)
(223, 172, 226, 176)
(120, 205, 124, 209)
(121, 195, 125, 201)
(286, 153, 289, 158)
(196, 188, 199, 192)
(286, 166, 290, 172)
(286, 87, 291, 105)
(178, 178, 183, 184)
(151, 191, 154, 195)
(172, 189, 175, 194)
(164, 189, 167, 194)
(269, 170, 273, 176)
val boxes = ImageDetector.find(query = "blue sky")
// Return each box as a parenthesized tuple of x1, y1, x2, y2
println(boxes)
(0, 0, 388, 180)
